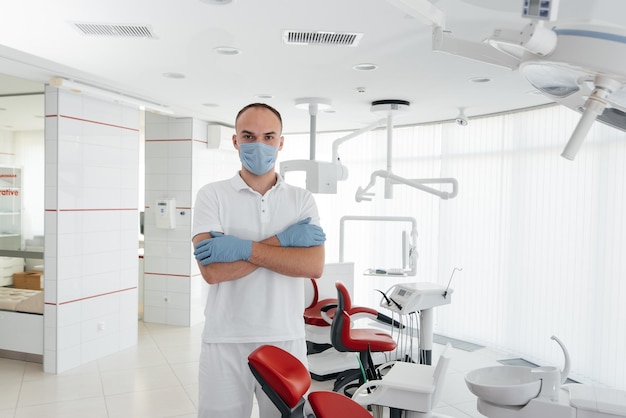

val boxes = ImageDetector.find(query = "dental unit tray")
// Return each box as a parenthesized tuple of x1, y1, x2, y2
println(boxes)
(381, 282, 452, 315)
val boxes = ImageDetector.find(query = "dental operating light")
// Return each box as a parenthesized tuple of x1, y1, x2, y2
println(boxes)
(386, 0, 626, 161)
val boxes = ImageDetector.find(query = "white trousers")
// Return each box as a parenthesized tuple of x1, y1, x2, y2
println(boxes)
(198, 339, 308, 418)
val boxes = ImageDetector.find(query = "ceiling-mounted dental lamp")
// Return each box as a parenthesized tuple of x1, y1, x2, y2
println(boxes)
(385, 0, 626, 161)
(280, 99, 383, 193)
(355, 99, 459, 202)
(519, 25, 626, 160)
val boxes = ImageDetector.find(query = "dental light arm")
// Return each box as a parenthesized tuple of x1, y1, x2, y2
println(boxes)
(280, 119, 385, 194)
(355, 170, 458, 202)
(331, 118, 386, 163)
(432, 27, 521, 70)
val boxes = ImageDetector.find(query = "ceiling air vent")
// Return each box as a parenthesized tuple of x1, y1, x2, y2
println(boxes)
(282, 30, 363, 47)
(71, 22, 157, 38)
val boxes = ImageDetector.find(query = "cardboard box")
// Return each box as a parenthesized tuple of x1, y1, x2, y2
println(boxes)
(12, 270, 43, 290)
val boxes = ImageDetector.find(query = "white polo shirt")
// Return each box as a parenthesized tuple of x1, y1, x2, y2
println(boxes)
(192, 172, 321, 343)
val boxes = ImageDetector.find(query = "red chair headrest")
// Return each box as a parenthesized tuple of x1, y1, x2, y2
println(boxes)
(248, 345, 311, 408)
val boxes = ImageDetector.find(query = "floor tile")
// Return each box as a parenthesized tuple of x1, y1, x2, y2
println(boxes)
(13, 396, 108, 418)
(100, 364, 182, 396)
(17, 372, 104, 407)
(105, 386, 196, 418)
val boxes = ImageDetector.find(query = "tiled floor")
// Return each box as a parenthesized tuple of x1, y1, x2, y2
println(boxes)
(0, 320, 509, 418)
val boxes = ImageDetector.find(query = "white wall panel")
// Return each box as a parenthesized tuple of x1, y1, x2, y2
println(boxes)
(433, 105, 626, 389)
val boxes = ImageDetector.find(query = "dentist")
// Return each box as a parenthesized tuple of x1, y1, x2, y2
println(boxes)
(192, 103, 326, 418)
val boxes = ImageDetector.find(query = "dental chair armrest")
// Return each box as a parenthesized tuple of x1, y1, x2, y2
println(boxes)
(347, 306, 379, 317)
(348, 308, 405, 329)
(376, 312, 405, 329)
(320, 303, 337, 325)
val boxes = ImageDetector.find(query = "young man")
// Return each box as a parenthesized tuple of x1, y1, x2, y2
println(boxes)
(192, 103, 326, 418)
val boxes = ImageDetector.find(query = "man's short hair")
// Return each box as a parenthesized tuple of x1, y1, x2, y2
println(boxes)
(235, 103, 283, 132)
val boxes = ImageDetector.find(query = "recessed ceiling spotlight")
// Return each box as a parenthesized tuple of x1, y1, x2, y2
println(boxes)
(0, 107, 6, 111)
(470, 77, 492, 83)
(255, 94, 273, 99)
(202, 103, 219, 107)
(214, 46, 241, 56)
(353, 63, 378, 71)
(455, 108, 468, 126)
(199, 0, 233, 4)
(163, 72, 186, 79)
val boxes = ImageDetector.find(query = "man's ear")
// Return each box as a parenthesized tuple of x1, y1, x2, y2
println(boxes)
(232, 134, 239, 150)
(278, 136, 284, 151)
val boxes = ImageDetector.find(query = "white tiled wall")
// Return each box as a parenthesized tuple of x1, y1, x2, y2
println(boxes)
(44, 86, 140, 373)
(143, 113, 207, 327)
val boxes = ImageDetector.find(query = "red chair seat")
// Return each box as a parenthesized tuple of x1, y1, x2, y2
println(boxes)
(346, 328, 397, 352)
(308, 390, 372, 418)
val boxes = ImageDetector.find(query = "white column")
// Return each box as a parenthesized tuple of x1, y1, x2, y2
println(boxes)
(43, 85, 139, 373)
(143, 113, 208, 326)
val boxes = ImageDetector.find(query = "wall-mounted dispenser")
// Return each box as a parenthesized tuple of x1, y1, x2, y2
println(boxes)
(155, 198, 176, 229)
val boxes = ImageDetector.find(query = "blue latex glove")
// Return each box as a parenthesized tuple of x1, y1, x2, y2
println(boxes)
(194, 232, 252, 265)
(276, 217, 326, 247)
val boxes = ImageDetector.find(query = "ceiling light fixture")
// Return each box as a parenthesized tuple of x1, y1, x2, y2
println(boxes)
(214, 46, 240, 55)
(49, 77, 173, 114)
(162, 72, 186, 79)
(199, 0, 233, 4)
(353, 63, 378, 71)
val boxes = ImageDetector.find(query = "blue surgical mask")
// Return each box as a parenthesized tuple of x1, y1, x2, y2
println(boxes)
(238, 142, 277, 175)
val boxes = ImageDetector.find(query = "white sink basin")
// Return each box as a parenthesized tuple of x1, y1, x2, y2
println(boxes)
(465, 366, 541, 406)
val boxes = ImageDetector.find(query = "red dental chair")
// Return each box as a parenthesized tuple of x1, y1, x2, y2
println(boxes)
(248, 344, 372, 418)
(303, 278, 338, 355)
(330, 280, 398, 395)
(304, 277, 402, 382)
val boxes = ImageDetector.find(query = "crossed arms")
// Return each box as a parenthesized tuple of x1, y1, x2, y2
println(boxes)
(192, 218, 326, 285)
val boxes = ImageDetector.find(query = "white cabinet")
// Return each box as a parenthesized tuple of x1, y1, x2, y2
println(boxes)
(0, 256, 25, 286)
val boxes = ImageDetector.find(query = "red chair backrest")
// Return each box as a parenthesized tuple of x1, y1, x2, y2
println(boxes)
(330, 281, 352, 352)
(330, 280, 397, 353)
